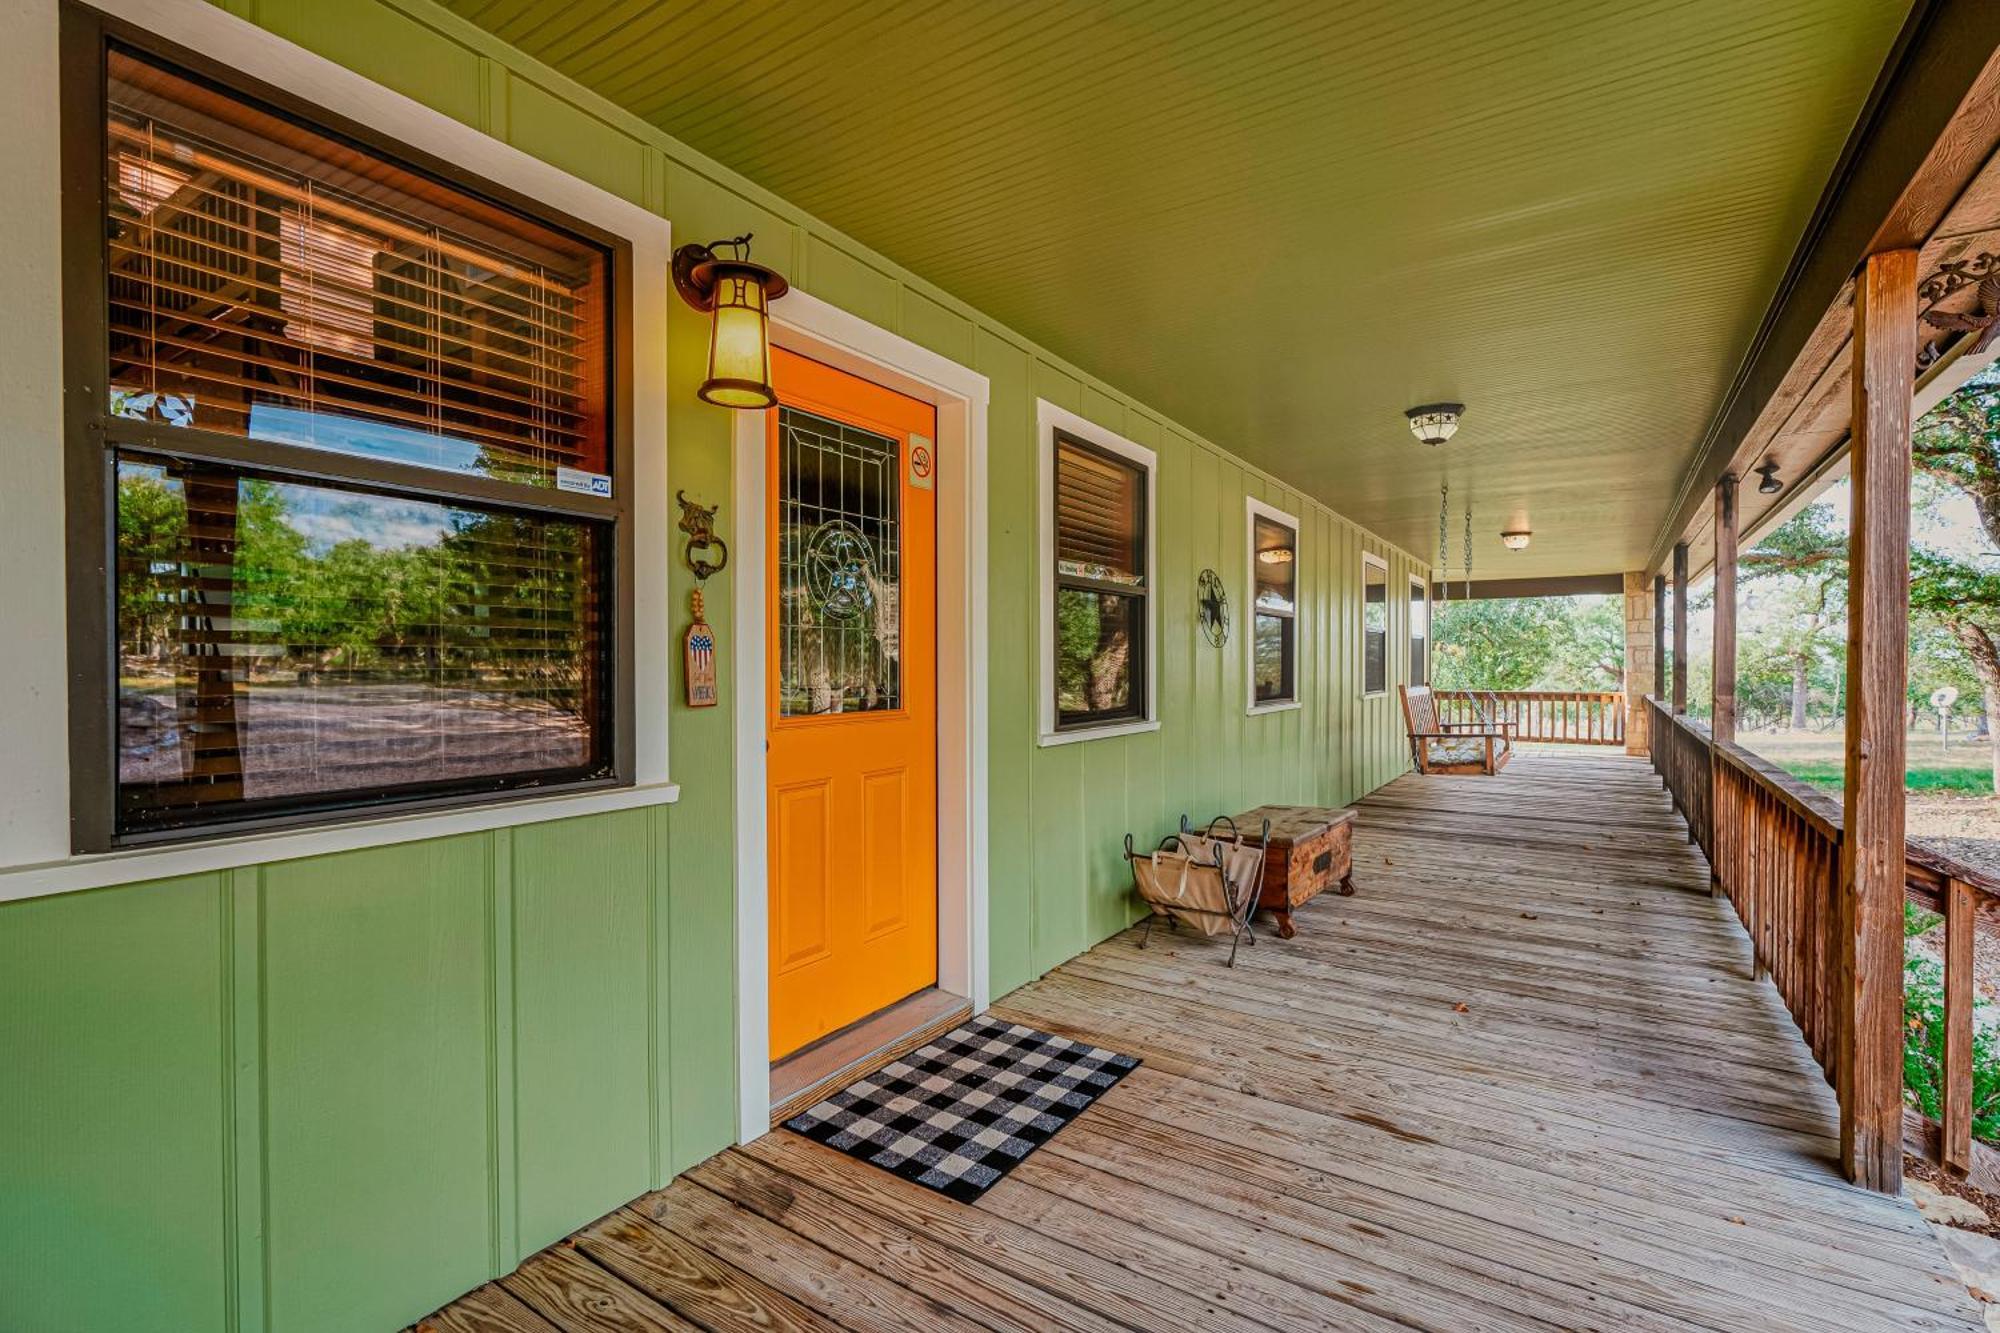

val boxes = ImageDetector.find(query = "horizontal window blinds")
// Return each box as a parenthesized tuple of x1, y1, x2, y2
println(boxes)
(104, 48, 609, 488)
(1054, 436, 1143, 584)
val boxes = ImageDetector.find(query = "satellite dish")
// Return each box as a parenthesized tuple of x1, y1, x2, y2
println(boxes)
(1932, 686, 1959, 711)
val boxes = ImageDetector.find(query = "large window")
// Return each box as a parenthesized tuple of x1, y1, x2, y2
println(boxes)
(65, 31, 631, 846)
(1362, 553, 1389, 697)
(1040, 404, 1156, 741)
(1246, 498, 1299, 711)
(1409, 575, 1430, 686)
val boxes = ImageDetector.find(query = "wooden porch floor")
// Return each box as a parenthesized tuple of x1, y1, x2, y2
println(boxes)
(420, 751, 1981, 1333)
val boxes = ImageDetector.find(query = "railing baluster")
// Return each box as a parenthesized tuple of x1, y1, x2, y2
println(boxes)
(1945, 877, 1975, 1175)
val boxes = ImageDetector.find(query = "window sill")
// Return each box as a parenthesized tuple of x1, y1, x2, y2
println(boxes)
(0, 780, 681, 906)
(1038, 718, 1161, 748)
(1247, 699, 1303, 715)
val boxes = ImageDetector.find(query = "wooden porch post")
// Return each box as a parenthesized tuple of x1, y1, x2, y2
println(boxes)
(1652, 575, 1666, 699)
(1623, 572, 1654, 757)
(1839, 248, 1917, 1193)
(1711, 477, 1738, 746)
(1671, 541, 1689, 714)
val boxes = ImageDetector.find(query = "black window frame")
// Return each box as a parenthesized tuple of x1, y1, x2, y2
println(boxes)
(1409, 574, 1430, 687)
(1361, 553, 1389, 698)
(1248, 505, 1298, 708)
(60, 4, 636, 850)
(1051, 428, 1149, 732)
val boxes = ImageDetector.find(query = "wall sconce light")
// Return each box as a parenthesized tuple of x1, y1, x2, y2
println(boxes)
(1500, 529, 1531, 551)
(1405, 402, 1465, 446)
(1755, 461, 1782, 495)
(672, 233, 790, 409)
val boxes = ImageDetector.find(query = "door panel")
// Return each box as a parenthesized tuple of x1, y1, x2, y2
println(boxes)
(767, 348, 938, 1059)
(861, 767, 909, 936)
(772, 779, 833, 973)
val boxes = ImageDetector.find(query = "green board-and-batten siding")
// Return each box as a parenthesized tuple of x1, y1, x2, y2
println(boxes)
(0, 1, 1422, 1329)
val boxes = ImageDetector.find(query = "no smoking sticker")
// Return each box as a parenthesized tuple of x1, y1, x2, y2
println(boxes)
(909, 436, 935, 489)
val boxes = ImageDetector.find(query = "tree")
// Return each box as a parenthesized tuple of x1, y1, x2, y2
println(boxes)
(1543, 596, 1625, 691)
(1430, 598, 1563, 690)
(1739, 503, 1846, 730)
(1911, 367, 2000, 793)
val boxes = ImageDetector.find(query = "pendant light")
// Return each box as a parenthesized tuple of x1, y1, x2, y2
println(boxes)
(672, 233, 791, 409)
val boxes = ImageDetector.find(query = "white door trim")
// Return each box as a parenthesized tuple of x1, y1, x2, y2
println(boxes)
(733, 288, 990, 1143)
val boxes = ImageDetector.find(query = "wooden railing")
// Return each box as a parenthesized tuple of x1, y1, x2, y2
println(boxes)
(1434, 690, 1626, 745)
(1643, 696, 2000, 1183)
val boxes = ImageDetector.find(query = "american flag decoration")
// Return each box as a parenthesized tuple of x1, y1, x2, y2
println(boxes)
(685, 588, 718, 708)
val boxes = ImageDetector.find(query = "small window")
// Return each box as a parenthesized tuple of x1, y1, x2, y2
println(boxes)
(66, 33, 630, 846)
(1409, 575, 1429, 686)
(1246, 498, 1299, 711)
(1040, 404, 1156, 742)
(1362, 553, 1389, 697)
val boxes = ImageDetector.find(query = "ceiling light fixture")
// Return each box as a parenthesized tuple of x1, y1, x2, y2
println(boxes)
(672, 233, 790, 409)
(1257, 548, 1295, 565)
(1405, 402, 1465, 446)
(1500, 529, 1531, 551)
(1755, 461, 1782, 495)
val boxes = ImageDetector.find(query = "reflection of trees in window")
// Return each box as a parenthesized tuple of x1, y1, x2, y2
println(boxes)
(114, 458, 601, 825)
(1053, 433, 1146, 728)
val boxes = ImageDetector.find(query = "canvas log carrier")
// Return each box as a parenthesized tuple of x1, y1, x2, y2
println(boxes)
(1124, 818, 1268, 966)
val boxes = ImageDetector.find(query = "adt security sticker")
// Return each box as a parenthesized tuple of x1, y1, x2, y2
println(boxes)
(556, 467, 612, 498)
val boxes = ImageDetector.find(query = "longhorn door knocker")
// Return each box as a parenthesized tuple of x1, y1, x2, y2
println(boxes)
(677, 490, 729, 581)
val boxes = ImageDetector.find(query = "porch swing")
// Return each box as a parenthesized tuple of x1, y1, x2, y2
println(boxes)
(1403, 481, 1513, 774)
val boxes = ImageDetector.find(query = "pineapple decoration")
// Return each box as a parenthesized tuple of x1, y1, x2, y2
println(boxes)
(677, 491, 727, 708)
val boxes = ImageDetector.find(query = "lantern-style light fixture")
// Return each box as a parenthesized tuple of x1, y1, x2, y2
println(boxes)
(672, 233, 790, 409)
(1755, 461, 1783, 495)
(1405, 402, 1465, 446)
(1500, 528, 1531, 551)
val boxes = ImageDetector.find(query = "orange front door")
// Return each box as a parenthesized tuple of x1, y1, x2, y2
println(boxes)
(767, 348, 938, 1060)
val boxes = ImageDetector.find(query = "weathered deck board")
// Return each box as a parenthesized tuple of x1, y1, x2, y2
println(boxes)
(418, 751, 1981, 1332)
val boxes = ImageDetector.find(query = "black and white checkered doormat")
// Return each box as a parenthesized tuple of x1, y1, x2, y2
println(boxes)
(782, 1014, 1140, 1202)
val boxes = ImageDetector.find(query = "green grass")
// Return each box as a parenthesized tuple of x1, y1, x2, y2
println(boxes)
(1782, 758, 1994, 796)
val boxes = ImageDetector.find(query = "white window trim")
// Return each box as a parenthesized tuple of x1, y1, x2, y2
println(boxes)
(1037, 400, 1159, 747)
(0, 0, 675, 902)
(1244, 496, 1302, 715)
(1409, 573, 1431, 687)
(1361, 550, 1391, 699)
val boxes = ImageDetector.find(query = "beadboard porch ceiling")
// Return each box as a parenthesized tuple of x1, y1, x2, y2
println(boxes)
(442, 0, 1909, 577)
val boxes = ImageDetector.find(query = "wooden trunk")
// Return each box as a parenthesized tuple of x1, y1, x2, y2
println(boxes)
(1231, 804, 1357, 939)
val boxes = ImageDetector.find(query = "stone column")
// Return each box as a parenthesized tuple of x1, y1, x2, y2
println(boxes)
(1623, 571, 1655, 757)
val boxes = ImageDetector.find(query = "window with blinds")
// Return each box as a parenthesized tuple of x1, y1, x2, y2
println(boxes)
(104, 48, 607, 488)
(1053, 431, 1147, 728)
(67, 32, 627, 847)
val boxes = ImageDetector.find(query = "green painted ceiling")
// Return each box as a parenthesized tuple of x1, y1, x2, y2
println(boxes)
(446, 0, 1909, 576)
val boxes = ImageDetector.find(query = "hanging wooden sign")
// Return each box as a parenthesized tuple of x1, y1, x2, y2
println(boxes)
(685, 587, 718, 708)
